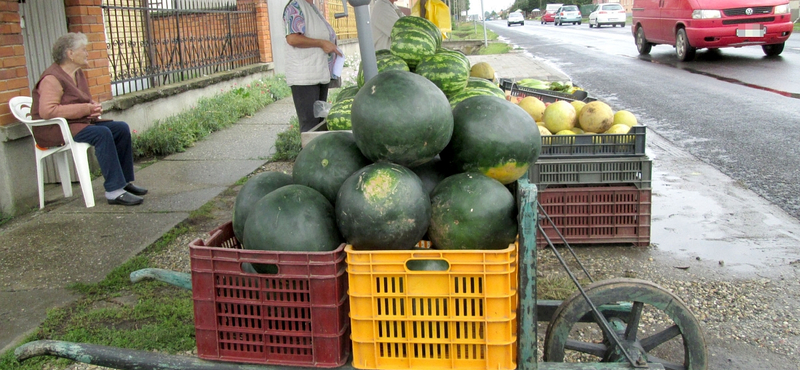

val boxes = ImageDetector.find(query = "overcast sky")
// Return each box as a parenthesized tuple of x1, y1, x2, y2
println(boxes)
(468, 0, 515, 15)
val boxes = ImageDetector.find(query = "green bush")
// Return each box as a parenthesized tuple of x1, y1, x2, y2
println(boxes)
(132, 77, 291, 159)
(272, 117, 301, 161)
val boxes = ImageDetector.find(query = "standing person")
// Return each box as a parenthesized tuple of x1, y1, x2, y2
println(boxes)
(371, 0, 405, 50)
(283, 0, 343, 133)
(31, 32, 147, 206)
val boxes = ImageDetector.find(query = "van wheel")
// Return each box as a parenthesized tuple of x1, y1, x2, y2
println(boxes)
(676, 28, 696, 61)
(577, 21, 581, 25)
(589, 23, 594, 28)
(635, 27, 652, 55)
(762, 43, 785, 56)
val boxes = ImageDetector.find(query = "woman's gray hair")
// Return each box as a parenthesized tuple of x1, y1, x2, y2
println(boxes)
(52, 33, 89, 64)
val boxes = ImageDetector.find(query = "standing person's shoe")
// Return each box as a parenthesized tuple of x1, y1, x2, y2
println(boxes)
(108, 192, 143, 206)
(124, 183, 148, 196)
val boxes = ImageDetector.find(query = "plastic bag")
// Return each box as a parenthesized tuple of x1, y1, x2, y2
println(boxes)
(314, 100, 332, 118)
(411, 0, 452, 38)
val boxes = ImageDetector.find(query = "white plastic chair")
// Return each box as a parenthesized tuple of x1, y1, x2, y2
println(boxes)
(9, 96, 95, 208)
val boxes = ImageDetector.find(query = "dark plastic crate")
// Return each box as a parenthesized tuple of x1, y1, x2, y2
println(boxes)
(540, 125, 647, 158)
(499, 78, 594, 103)
(530, 156, 652, 190)
(189, 221, 350, 368)
(537, 185, 651, 247)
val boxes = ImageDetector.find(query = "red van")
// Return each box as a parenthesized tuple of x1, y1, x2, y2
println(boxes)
(631, 0, 793, 61)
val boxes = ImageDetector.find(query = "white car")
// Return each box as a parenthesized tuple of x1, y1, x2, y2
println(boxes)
(588, 3, 627, 28)
(508, 12, 525, 27)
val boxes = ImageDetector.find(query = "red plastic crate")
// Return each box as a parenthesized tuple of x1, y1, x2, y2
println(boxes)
(537, 185, 651, 247)
(189, 221, 350, 367)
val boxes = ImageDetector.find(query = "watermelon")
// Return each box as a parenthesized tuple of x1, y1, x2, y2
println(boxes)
(466, 77, 504, 96)
(376, 49, 393, 58)
(357, 53, 409, 88)
(243, 185, 342, 253)
(390, 28, 437, 70)
(293, 131, 371, 204)
(351, 70, 453, 167)
(335, 162, 430, 251)
(406, 258, 450, 271)
(448, 87, 503, 108)
(392, 16, 442, 50)
(232, 171, 293, 242)
(410, 155, 452, 196)
(428, 172, 518, 250)
(334, 85, 359, 103)
(326, 97, 354, 130)
(440, 95, 541, 184)
(438, 48, 470, 69)
(415, 50, 471, 97)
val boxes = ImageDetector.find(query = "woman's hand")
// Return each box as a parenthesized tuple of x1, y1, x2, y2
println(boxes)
(320, 40, 343, 56)
(88, 102, 102, 119)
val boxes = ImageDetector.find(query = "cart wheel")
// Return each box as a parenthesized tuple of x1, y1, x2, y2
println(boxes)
(543, 278, 708, 370)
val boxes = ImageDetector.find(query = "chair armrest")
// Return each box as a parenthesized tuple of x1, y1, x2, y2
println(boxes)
(23, 117, 78, 146)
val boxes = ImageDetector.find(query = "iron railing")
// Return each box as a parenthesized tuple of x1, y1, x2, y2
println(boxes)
(101, 0, 260, 96)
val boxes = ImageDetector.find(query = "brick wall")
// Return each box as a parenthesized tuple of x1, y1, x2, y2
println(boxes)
(252, 0, 273, 63)
(0, 0, 27, 127)
(64, 0, 112, 102)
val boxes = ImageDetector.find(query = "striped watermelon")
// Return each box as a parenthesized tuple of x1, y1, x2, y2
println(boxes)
(415, 50, 471, 97)
(327, 97, 354, 130)
(335, 85, 359, 103)
(390, 28, 437, 70)
(448, 88, 503, 109)
(438, 48, 470, 69)
(376, 49, 393, 58)
(392, 16, 442, 50)
(357, 53, 410, 88)
(466, 77, 505, 97)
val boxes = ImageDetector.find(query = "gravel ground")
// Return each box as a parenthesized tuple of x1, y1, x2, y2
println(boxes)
(62, 160, 800, 370)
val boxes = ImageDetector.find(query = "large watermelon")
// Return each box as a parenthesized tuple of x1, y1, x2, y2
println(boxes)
(293, 131, 371, 204)
(243, 185, 342, 253)
(336, 162, 430, 250)
(392, 16, 442, 50)
(351, 70, 453, 167)
(326, 97, 354, 130)
(232, 171, 293, 242)
(390, 28, 437, 70)
(428, 172, 518, 250)
(415, 50, 471, 97)
(440, 95, 541, 184)
(357, 53, 409, 88)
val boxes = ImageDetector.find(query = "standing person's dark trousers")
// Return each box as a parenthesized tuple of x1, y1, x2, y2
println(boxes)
(72, 120, 135, 192)
(291, 83, 329, 132)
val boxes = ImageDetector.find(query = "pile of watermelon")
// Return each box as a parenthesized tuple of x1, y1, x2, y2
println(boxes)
(232, 17, 541, 255)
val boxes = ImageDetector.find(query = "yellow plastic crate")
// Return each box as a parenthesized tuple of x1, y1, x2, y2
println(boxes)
(346, 243, 518, 370)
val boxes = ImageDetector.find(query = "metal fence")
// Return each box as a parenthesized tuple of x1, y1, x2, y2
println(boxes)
(101, 0, 260, 96)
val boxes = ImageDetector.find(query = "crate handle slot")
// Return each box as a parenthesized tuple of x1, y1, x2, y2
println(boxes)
(242, 262, 278, 274)
(405, 259, 450, 272)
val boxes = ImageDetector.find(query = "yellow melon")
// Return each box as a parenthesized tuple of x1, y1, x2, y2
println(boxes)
(614, 110, 638, 127)
(518, 96, 547, 122)
(470, 62, 495, 81)
(579, 101, 615, 133)
(542, 101, 576, 134)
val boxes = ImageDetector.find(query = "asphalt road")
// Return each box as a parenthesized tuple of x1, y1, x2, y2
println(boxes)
(486, 20, 800, 222)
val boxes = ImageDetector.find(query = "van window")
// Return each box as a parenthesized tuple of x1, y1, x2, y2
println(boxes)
(562, 5, 579, 11)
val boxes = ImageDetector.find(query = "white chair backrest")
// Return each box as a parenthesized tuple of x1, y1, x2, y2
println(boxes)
(9, 96, 34, 123)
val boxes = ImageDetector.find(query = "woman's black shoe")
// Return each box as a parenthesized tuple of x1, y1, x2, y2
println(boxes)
(108, 192, 143, 206)
(124, 183, 148, 196)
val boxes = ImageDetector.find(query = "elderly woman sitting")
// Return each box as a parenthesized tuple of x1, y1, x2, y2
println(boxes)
(30, 33, 147, 206)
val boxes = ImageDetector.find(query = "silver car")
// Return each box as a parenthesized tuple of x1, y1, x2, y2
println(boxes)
(554, 5, 582, 26)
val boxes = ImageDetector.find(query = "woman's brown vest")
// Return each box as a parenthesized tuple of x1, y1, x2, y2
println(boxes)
(30, 63, 93, 147)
